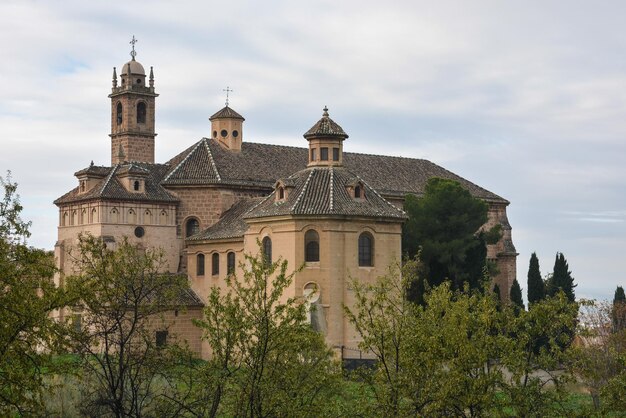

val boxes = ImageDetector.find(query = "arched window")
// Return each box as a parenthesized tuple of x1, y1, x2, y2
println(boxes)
(197, 254, 205, 276)
(144, 210, 152, 224)
(262, 236, 272, 265)
(358, 232, 373, 267)
(354, 185, 362, 198)
(62, 212, 68, 226)
(91, 208, 97, 223)
(227, 252, 235, 274)
(137, 102, 146, 124)
(212, 253, 219, 275)
(305, 230, 320, 262)
(133, 180, 140, 191)
(116, 102, 123, 125)
(159, 210, 168, 225)
(110, 208, 119, 223)
(128, 209, 136, 224)
(185, 218, 200, 237)
(278, 187, 284, 200)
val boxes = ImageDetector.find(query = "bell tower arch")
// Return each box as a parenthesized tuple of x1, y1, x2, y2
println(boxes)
(109, 37, 158, 165)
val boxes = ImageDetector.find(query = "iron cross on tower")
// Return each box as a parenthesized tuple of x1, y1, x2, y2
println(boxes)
(130, 36, 138, 60)
(223, 86, 233, 107)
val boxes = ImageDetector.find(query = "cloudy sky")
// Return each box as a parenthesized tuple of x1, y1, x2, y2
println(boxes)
(1, 0, 624, 301)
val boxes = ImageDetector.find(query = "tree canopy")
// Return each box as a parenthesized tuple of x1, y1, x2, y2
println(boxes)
(548, 252, 576, 303)
(402, 178, 501, 297)
(0, 173, 70, 415)
(527, 252, 545, 306)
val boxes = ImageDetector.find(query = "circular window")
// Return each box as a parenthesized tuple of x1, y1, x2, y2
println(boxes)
(220, 129, 228, 138)
(136, 78, 141, 84)
(213, 130, 217, 138)
(232, 130, 239, 138)
(134, 226, 145, 238)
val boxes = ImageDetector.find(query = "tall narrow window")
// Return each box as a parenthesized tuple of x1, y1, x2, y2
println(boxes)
(185, 218, 200, 237)
(212, 253, 219, 275)
(333, 147, 339, 161)
(278, 187, 285, 200)
(305, 230, 320, 262)
(262, 236, 272, 265)
(156, 331, 168, 348)
(358, 232, 373, 267)
(116, 102, 123, 125)
(354, 185, 362, 198)
(310, 148, 317, 162)
(227, 252, 235, 274)
(133, 180, 140, 191)
(137, 102, 146, 124)
(197, 254, 205, 276)
(320, 147, 329, 161)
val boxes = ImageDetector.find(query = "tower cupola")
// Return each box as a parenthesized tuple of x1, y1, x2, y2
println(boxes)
(304, 106, 348, 167)
(109, 36, 158, 165)
(209, 90, 245, 152)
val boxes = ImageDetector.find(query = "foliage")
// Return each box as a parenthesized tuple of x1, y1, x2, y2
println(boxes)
(65, 234, 190, 417)
(509, 278, 525, 313)
(613, 286, 626, 333)
(402, 178, 501, 301)
(527, 252, 545, 306)
(548, 252, 576, 302)
(571, 299, 626, 413)
(191, 244, 341, 417)
(0, 173, 70, 415)
(346, 258, 582, 417)
(499, 293, 579, 416)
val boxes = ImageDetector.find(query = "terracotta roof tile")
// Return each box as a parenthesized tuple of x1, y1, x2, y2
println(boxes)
(209, 106, 245, 121)
(188, 198, 263, 241)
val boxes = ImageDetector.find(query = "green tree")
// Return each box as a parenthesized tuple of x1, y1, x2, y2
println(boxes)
(510, 278, 525, 313)
(192, 244, 341, 418)
(547, 252, 576, 302)
(402, 178, 501, 300)
(0, 173, 69, 415)
(346, 258, 507, 417)
(500, 293, 579, 416)
(527, 252, 545, 306)
(65, 234, 190, 418)
(613, 286, 626, 333)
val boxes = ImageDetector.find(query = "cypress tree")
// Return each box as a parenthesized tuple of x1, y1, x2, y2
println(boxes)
(527, 252, 544, 306)
(613, 285, 626, 332)
(510, 279, 524, 313)
(549, 253, 576, 302)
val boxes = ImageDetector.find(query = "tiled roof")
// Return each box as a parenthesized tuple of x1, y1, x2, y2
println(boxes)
(54, 163, 179, 205)
(74, 164, 109, 178)
(188, 198, 263, 241)
(164, 138, 507, 203)
(209, 106, 245, 121)
(304, 107, 349, 139)
(163, 138, 307, 187)
(245, 167, 407, 220)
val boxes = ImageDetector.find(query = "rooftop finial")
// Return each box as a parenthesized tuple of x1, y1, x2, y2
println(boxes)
(223, 86, 233, 107)
(129, 35, 138, 60)
(149, 66, 154, 88)
(112, 67, 117, 87)
(323, 106, 329, 117)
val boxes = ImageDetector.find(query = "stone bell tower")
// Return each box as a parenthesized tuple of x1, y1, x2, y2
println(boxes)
(109, 37, 158, 165)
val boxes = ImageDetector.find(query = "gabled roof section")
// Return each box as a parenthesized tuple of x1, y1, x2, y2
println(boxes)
(74, 163, 109, 178)
(163, 138, 307, 187)
(209, 106, 245, 121)
(162, 139, 221, 185)
(54, 163, 179, 205)
(162, 139, 507, 203)
(303, 107, 348, 139)
(245, 167, 406, 220)
(188, 198, 264, 241)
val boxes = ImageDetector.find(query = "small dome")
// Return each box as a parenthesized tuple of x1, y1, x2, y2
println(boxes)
(121, 59, 145, 76)
(304, 106, 348, 139)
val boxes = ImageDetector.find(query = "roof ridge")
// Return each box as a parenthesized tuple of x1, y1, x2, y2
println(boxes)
(354, 173, 406, 217)
(291, 169, 315, 212)
(243, 196, 269, 218)
(99, 165, 119, 195)
(203, 138, 221, 182)
(329, 166, 334, 212)
(163, 139, 204, 182)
